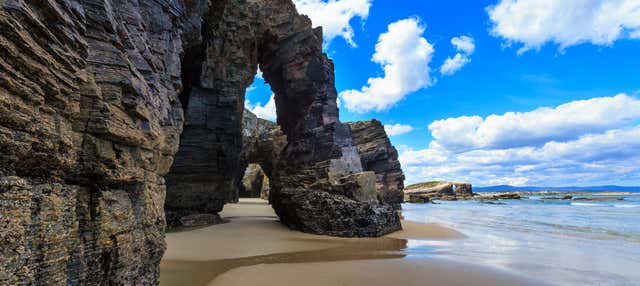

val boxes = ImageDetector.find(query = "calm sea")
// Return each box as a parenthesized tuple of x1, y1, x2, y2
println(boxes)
(401, 193, 640, 286)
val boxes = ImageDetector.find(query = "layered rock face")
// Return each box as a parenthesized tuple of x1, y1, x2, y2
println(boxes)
(166, 0, 402, 237)
(1, 0, 405, 284)
(0, 0, 196, 284)
(405, 181, 473, 201)
(348, 120, 405, 209)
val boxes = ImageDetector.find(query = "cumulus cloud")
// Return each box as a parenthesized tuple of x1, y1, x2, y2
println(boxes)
(440, 54, 471, 76)
(384, 124, 414, 136)
(487, 0, 640, 53)
(441, 36, 475, 76)
(402, 126, 640, 186)
(399, 148, 449, 167)
(340, 18, 435, 113)
(428, 94, 640, 152)
(249, 94, 277, 121)
(451, 36, 476, 54)
(293, 0, 371, 47)
(400, 94, 640, 186)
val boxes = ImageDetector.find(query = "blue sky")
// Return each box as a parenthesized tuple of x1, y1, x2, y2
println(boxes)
(246, 0, 640, 186)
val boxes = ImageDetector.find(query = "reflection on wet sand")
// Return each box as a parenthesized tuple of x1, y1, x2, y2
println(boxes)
(162, 237, 407, 286)
(160, 199, 543, 286)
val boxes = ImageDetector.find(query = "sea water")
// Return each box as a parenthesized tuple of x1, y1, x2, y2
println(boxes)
(401, 193, 640, 286)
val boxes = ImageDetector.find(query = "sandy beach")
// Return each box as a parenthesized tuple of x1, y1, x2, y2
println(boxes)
(160, 199, 544, 286)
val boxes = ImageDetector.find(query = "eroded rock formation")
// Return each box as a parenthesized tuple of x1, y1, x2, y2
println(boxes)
(239, 164, 270, 198)
(0, 0, 405, 284)
(348, 120, 405, 209)
(405, 181, 473, 202)
(0, 0, 197, 284)
(240, 108, 282, 201)
(164, 0, 403, 237)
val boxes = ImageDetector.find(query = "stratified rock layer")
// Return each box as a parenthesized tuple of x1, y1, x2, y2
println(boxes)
(405, 181, 474, 201)
(165, 0, 402, 236)
(0, 0, 194, 284)
(348, 120, 405, 209)
(1, 0, 405, 284)
(277, 187, 401, 237)
(240, 109, 282, 201)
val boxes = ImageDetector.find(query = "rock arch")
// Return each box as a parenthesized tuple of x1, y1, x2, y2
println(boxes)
(0, 0, 404, 285)
(165, 0, 401, 237)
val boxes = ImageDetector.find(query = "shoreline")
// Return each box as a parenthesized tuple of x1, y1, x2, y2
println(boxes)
(160, 199, 544, 286)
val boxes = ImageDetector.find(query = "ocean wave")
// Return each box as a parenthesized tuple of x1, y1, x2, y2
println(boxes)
(614, 204, 639, 208)
(571, 202, 600, 206)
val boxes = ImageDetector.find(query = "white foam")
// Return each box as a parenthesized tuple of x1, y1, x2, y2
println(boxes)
(571, 202, 599, 207)
(614, 204, 639, 208)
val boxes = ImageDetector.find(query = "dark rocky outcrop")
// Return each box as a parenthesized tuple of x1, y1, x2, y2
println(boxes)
(453, 182, 473, 198)
(542, 195, 573, 200)
(0, 0, 404, 284)
(572, 196, 623, 201)
(408, 194, 431, 203)
(276, 187, 402, 237)
(477, 193, 522, 200)
(348, 120, 405, 209)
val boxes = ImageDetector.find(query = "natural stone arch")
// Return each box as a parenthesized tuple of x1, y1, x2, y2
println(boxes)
(238, 163, 269, 198)
(239, 108, 284, 201)
(165, 0, 401, 236)
(0, 0, 405, 285)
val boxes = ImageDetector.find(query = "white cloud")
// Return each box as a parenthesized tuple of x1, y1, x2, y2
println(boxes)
(487, 0, 640, 53)
(384, 124, 414, 136)
(293, 0, 371, 47)
(440, 54, 471, 76)
(400, 94, 640, 186)
(399, 148, 449, 167)
(452, 35, 475, 54)
(402, 126, 640, 186)
(429, 94, 640, 152)
(249, 94, 277, 121)
(340, 18, 435, 113)
(487, 176, 530, 186)
(441, 36, 475, 76)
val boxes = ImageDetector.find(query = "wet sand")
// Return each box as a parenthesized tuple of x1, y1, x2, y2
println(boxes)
(161, 199, 544, 286)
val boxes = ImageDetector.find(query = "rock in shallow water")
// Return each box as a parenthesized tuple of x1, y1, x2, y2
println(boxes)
(409, 194, 432, 203)
(478, 193, 522, 200)
(405, 181, 474, 202)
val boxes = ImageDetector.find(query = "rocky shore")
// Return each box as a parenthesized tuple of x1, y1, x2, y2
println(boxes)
(404, 181, 476, 202)
(404, 181, 631, 203)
